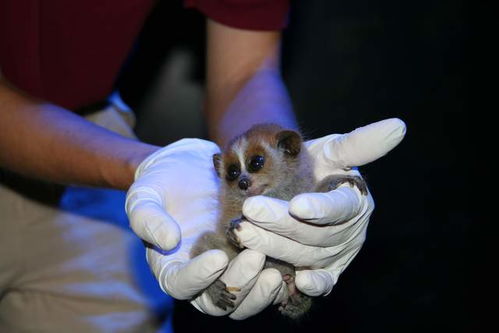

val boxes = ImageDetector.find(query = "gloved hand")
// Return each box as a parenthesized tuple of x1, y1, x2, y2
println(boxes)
(125, 139, 287, 318)
(232, 118, 406, 299)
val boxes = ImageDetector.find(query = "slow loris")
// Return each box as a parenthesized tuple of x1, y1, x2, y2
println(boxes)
(191, 123, 368, 319)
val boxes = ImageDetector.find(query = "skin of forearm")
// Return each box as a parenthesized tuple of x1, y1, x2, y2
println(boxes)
(0, 20, 295, 188)
(207, 68, 297, 147)
(204, 20, 297, 147)
(0, 79, 159, 190)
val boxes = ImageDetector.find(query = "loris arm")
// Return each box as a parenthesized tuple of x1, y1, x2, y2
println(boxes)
(204, 19, 298, 147)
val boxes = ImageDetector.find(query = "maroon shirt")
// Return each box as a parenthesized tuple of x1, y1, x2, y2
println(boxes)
(0, 0, 289, 111)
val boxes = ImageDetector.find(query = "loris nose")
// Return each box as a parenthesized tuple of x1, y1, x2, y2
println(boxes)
(238, 177, 251, 190)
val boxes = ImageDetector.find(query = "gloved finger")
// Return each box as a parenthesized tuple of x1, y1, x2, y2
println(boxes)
(295, 269, 335, 297)
(289, 185, 373, 225)
(306, 118, 406, 175)
(229, 268, 287, 320)
(295, 244, 363, 296)
(235, 222, 336, 267)
(242, 189, 371, 247)
(147, 248, 229, 300)
(236, 218, 367, 267)
(126, 191, 181, 251)
(191, 250, 266, 315)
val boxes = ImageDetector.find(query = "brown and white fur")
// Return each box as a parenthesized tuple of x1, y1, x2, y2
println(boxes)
(190, 123, 367, 319)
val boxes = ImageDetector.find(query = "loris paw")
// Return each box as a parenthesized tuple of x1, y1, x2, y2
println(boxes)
(206, 279, 238, 311)
(226, 217, 245, 249)
(279, 292, 312, 320)
(278, 274, 312, 319)
(324, 175, 368, 195)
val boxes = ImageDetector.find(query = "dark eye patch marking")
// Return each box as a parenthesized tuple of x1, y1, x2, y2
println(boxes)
(247, 155, 265, 173)
(226, 164, 241, 181)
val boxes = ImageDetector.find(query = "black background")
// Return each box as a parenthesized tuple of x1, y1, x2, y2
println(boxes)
(119, 0, 479, 331)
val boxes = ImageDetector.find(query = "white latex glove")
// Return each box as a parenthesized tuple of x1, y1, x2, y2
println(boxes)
(232, 118, 407, 297)
(125, 139, 286, 318)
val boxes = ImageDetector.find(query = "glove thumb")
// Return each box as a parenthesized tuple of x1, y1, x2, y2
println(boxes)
(126, 193, 181, 251)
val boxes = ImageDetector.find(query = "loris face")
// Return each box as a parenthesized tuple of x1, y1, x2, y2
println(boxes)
(213, 124, 303, 199)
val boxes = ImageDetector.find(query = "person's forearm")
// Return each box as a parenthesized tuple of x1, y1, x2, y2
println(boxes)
(206, 68, 297, 147)
(204, 20, 297, 147)
(0, 79, 159, 190)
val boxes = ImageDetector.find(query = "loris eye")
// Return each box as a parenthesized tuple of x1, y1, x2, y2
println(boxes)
(248, 155, 265, 172)
(226, 165, 240, 181)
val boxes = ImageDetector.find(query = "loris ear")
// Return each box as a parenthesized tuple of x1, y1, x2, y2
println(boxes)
(213, 153, 222, 177)
(276, 130, 302, 156)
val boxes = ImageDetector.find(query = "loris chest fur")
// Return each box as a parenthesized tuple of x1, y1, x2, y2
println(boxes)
(190, 123, 367, 319)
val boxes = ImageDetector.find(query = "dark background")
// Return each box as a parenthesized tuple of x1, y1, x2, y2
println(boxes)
(119, 0, 477, 331)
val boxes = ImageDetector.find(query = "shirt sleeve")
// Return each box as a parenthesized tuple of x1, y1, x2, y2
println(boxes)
(184, 0, 290, 31)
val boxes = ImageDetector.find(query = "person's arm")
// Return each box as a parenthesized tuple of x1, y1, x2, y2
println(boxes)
(204, 19, 297, 146)
(0, 75, 158, 190)
(0, 19, 291, 189)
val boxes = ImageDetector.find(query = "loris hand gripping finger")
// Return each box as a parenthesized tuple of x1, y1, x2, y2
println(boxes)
(190, 124, 368, 319)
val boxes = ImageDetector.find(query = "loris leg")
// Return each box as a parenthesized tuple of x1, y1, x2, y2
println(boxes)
(280, 274, 312, 320)
(316, 174, 368, 195)
(190, 229, 242, 311)
(265, 258, 312, 319)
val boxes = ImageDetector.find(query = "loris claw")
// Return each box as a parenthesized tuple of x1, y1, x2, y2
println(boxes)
(190, 123, 368, 319)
